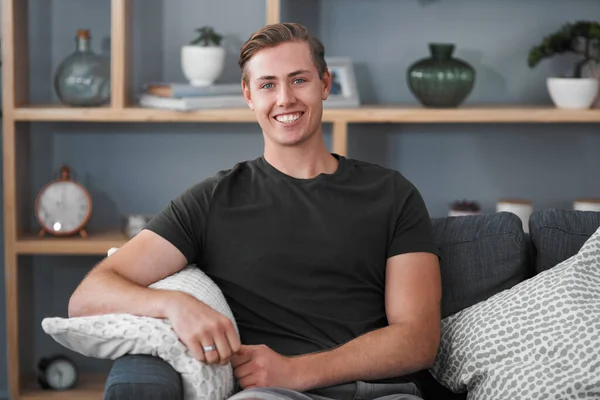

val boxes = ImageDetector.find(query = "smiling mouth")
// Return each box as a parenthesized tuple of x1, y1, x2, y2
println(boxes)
(274, 112, 304, 124)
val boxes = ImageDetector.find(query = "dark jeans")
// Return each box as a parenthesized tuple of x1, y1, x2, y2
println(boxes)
(230, 381, 423, 400)
(105, 355, 423, 400)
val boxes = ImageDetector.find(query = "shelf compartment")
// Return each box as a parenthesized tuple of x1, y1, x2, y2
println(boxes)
(16, 230, 128, 255)
(21, 373, 106, 400)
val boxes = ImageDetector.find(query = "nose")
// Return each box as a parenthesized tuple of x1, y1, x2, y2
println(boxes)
(276, 83, 296, 107)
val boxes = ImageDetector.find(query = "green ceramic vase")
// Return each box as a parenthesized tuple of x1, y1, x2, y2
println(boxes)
(407, 43, 475, 108)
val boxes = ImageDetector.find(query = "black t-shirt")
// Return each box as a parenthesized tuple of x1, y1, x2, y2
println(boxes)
(145, 154, 439, 357)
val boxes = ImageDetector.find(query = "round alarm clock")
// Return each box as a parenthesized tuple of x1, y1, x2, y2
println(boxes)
(35, 165, 92, 238)
(37, 354, 79, 390)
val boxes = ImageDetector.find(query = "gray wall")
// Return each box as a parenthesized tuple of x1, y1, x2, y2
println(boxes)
(0, 0, 598, 395)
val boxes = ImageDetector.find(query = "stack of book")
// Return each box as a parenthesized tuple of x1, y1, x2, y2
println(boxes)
(138, 82, 247, 111)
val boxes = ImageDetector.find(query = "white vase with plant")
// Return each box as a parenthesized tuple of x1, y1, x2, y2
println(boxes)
(528, 21, 600, 109)
(181, 26, 226, 87)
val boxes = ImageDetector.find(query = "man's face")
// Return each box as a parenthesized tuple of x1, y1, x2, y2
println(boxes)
(242, 41, 331, 148)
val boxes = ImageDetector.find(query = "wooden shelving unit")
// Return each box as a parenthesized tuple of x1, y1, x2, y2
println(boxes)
(20, 374, 106, 400)
(15, 231, 128, 255)
(2, 1, 279, 399)
(2, 0, 599, 398)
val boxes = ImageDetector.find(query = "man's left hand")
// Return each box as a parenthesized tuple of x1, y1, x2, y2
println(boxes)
(232, 344, 304, 390)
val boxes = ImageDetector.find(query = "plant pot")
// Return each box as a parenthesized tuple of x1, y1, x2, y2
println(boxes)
(496, 199, 533, 234)
(573, 199, 600, 212)
(407, 43, 476, 108)
(546, 77, 599, 109)
(181, 45, 226, 86)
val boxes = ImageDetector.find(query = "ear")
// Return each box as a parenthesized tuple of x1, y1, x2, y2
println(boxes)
(321, 68, 332, 101)
(242, 80, 254, 110)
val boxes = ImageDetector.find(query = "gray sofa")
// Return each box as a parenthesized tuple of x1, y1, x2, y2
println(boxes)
(104, 209, 600, 400)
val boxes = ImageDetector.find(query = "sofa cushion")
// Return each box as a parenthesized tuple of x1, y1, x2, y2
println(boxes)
(429, 224, 600, 399)
(529, 209, 600, 274)
(431, 212, 531, 318)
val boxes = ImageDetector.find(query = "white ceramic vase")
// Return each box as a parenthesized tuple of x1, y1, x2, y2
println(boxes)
(573, 199, 600, 212)
(546, 77, 599, 109)
(181, 45, 226, 86)
(497, 199, 533, 233)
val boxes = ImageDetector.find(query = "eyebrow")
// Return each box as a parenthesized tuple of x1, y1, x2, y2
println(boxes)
(256, 70, 312, 81)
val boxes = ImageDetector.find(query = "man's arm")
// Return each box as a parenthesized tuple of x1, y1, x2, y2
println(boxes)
(68, 229, 241, 365)
(68, 229, 188, 319)
(232, 252, 442, 391)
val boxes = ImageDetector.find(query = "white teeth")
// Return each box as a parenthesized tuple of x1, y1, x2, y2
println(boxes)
(275, 113, 302, 123)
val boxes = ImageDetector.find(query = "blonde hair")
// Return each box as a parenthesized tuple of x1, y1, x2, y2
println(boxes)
(238, 22, 327, 85)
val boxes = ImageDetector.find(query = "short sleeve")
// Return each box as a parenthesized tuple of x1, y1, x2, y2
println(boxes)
(387, 178, 439, 259)
(145, 177, 219, 264)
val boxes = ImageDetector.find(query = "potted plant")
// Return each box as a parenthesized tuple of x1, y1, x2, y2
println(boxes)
(528, 21, 600, 109)
(181, 26, 226, 87)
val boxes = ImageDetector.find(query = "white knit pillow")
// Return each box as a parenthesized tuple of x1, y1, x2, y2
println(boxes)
(42, 248, 237, 400)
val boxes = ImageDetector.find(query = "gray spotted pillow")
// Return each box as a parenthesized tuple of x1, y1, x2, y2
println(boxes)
(430, 225, 600, 399)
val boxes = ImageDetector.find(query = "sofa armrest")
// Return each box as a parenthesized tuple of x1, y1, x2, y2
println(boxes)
(104, 355, 183, 400)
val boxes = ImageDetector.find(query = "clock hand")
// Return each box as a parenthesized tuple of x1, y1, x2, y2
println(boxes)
(57, 370, 62, 387)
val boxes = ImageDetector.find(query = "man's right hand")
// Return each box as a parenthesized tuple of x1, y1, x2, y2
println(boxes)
(165, 292, 241, 366)
(68, 230, 241, 365)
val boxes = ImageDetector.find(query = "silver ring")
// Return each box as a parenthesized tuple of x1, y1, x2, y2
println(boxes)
(203, 345, 216, 352)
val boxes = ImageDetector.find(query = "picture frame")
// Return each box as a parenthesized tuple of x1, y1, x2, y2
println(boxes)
(324, 57, 360, 108)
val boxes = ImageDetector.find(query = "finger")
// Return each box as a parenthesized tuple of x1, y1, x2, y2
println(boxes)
(233, 359, 254, 380)
(239, 344, 258, 352)
(213, 331, 232, 365)
(181, 337, 206, 363)
(200, 337, 220, 365)
(230, 354, 248, 368)
(238, 374, 256, 390)
(231, 349, 252, 368)
(225, 323, 241, 354)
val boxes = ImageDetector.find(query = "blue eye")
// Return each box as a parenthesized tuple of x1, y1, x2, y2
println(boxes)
(293, 78, 306, 84)
(261, 83, 274, 89)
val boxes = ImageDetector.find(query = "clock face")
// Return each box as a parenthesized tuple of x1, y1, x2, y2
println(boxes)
(45, 358, 77, 390)
(37, 181, 91, 234)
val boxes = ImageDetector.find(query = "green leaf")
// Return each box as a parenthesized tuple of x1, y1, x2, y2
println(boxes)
(528, 20, 600, 76)
(190, 26, 223, 47)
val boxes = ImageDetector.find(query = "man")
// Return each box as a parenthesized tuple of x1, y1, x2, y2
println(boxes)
(69, 23, 442, 400)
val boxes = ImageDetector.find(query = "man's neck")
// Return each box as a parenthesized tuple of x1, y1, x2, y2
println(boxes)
(263, 141, 339, 180)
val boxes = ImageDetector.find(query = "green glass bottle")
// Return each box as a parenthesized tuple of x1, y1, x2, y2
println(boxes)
(407, 43, 475, 108)
(54, 29, 111, 107)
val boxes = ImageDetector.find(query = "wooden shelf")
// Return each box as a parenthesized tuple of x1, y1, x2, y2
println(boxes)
(13, 105, 258, 123)
(12, 104, 600, 123)
(21, 374, 105, 400)
(325, 105, 600, 123)
(16, 230, 128, 255)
